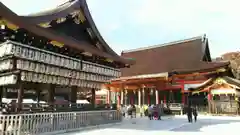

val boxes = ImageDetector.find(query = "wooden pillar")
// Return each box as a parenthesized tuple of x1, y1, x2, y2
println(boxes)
(124, 90, 127, 105)
(138, 90, 141, 106)
(91, 88, 96, 107)
(107, 88, 111, 104)
(117, 92, 121, 106)
(70, 86, 77, 103)
(155, 90, 159, 104)
(130, 91, 134, 105)
(182, 93, 185, 104)
(142, 88, 145, 105)
(47, 84, 55, 104)
(0, 86, 3, 105)
(208, 93, 212, 113)
(147, 89, 150, 105)
(36, 89, 41, 103)
(17, 83, 23, 112)
(163, 93, 166, 104)
(120, 90, 124, 105)
(181, 80, 185, 104)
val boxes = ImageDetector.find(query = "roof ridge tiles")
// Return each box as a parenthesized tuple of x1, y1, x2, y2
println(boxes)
(122, 35, 205, 54)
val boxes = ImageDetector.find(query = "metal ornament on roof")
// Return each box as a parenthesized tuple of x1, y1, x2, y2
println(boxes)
(0, 19, 19, 30)
(56, 17, 66, 24)
(38, 22, 51, 28)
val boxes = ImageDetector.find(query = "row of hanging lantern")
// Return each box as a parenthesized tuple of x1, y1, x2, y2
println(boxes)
(20, 71, 102, 89)
(0, 41, 121, 77)
(5, 88, 36, 94)
(0, 74, 17, 86)
(16, 59, 113, 82)
(82, 62, 121, 77)
(0, 59, 13, 72)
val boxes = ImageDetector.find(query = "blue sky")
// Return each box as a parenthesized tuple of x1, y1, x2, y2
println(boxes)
(2, 0, 239, 58)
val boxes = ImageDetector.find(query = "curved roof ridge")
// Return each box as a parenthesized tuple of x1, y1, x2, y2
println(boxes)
(122, 35, 204, 54)
(21, 0, 79, 22)
(21, 0, 121, 58)
(80, 0, 120, 57)
(27, 0, 76, 17)
(172, 61, 230, 74)
(0, 1, 134, 65)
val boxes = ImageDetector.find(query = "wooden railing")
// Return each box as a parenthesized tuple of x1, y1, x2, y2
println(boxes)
(0, 103, 117, 114)
(0, 110, 121, 135)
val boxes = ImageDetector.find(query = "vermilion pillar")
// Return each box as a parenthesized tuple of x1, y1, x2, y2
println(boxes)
(180, 80, 185, 104)
(207, 93, 212, 113)
(107, 89, 111, 104)
(147, 90, 150, 105)
(208, 93, 212, 100)
(130, 91, 134, 104)
(163, 94, 166, 104)
(182, 94, 185, 104)
(117, 92, 121, 106)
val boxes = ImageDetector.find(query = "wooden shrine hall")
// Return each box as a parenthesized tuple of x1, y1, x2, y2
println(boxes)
(0, 0, 134, 113)
(188, 76, 240, 114)
(105, 35, 230, 106)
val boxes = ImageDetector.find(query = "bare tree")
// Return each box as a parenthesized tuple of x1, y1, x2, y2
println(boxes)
(221, 52, 240, 79)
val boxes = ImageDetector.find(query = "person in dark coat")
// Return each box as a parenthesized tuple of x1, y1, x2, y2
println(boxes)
(132, 104, 136, 118)
(157, 104, 162, 120)
(187, 106, 193, 123)
(193, 107, 198, 122)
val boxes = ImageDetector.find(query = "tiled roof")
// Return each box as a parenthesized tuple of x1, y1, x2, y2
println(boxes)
(0, 0, 134, 65)
(121, 36, 228, 77)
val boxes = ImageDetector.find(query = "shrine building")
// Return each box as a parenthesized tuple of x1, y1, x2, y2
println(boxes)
(106, 35, 231, 107)
(0, 0, 134, 112)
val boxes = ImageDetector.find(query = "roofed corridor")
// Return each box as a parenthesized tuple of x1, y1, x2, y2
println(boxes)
(61, 115, 240, 135)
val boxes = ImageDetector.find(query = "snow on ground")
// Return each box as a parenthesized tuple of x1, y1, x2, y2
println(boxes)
(62, 115, 240, 135)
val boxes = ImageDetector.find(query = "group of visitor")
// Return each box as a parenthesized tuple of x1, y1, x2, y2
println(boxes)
(121, 104, 137, 118)
(147, 104, 162, 120)
(120, 104, 198, 123)
(120, 104, 163, 120)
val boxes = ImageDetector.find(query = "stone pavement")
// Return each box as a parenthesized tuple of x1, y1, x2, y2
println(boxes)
(61, 115, 240, 135)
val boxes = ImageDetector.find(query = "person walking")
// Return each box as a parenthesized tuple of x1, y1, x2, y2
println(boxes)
(132, 104, 136, 118)
(148, 105, 153, 120)
(127, 105, 132, 118)
(187, 106, 193, 123)
(121, 105, 127, 117)
(193, 107, 198, 122)
(140, 105, 144, 117)
(157, 104, 162, 120)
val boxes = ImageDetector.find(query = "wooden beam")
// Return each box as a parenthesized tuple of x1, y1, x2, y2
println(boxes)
(174, 80, 207, 84)
(172, 71, 216, 78)
(110, 78, 166, 86)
